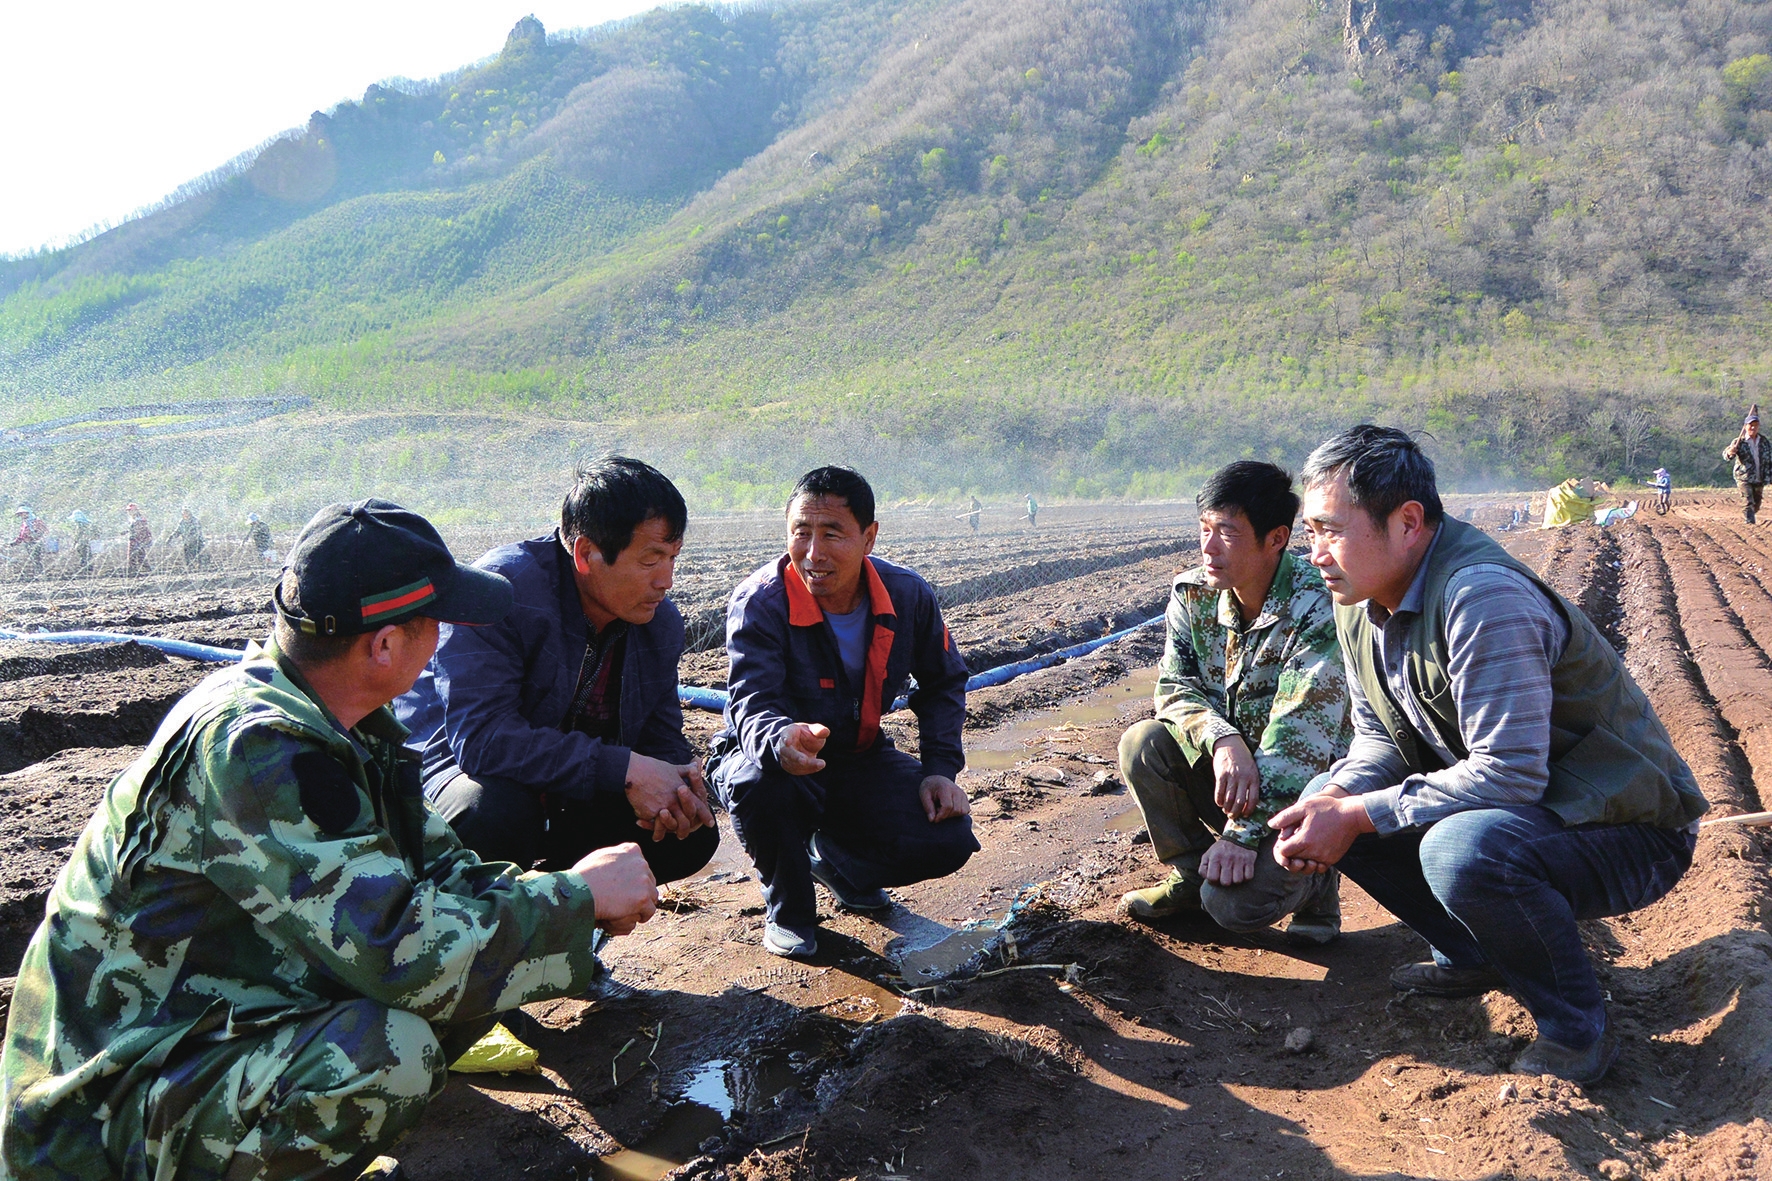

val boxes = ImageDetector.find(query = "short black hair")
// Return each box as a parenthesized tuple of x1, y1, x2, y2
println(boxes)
(1197, 461, 1300, 539)
(561, 456, 687, 565)
(788, 466, 875, 529)
(1300, 424, 1445, 526)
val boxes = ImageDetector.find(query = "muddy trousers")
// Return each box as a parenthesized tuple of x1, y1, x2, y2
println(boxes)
(97, 999, 458, 1181)
(426, 768, 718, 880)
(1330, 798, 1695, 1049)
(1119, 719, 1330, 931)
(713, 746, 979, 931)
(1738, 481, 1763, 522)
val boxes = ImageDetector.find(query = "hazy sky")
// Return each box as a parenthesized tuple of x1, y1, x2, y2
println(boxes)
(1, 1, 660, 258)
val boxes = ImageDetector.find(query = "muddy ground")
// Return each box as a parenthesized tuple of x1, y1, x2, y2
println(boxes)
(1, 496, 1768, 1180)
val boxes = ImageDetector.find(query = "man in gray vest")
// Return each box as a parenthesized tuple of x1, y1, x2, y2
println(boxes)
(1270, 425, 1708, 1085)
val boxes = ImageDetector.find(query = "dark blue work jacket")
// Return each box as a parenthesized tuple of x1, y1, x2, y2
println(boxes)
(395, 532, 691, 799)
(712, 554, 968, 779)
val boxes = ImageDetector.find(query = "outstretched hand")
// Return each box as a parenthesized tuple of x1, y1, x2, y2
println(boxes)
(778, 723, 830, 775)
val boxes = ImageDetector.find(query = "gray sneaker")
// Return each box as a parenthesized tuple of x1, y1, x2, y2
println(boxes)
(1120, 868, 1204, 920)
(763, 921, 818, 958)
(1284, 869, 1342, 946)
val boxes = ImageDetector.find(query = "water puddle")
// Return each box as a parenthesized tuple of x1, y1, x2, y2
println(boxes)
(965, 667, 1156, 772)
(592, 1102, 723, 1181)
(593, 1032, 839, 1180)
(894, 926, 1006, 985)
(1105, 805, 1144, 833)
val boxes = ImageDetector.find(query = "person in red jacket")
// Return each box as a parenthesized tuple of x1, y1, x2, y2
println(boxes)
(708, 466, 976, 958)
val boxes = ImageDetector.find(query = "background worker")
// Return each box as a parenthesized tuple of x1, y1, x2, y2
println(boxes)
(397, 458, 716, 881)
(246, 512, 275, 562)
(8, 507, 44, 578)
(169, 508, 204, 569)
(123, 503, 152, 576)
(0, 500, 659, 1179)
(709, 466, 976, 958)
(67, 511, 95, 575)
(1273, 425, 1708, 1085)
(1724, 405, 1770, 523)
(1118, 461, 1349, 943)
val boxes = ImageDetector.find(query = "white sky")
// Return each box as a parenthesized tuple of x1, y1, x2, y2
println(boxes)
(0, 1, 661, 258)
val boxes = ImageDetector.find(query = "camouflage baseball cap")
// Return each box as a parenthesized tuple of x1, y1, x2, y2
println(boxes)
(274, 499, 512, 636)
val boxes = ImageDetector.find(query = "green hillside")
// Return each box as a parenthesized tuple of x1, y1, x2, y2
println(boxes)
(5, 0, 1772, 504)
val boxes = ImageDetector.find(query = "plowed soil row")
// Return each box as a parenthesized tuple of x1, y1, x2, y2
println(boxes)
(1648, 523, 1772, 813)
(1611, 523, 1755, 812)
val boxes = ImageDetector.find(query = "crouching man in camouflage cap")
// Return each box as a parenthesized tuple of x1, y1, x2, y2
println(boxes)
(0, 500, 659, 1181)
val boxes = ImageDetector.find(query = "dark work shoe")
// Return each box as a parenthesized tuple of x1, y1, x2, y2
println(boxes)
(808, 834, 892, 911)
(1512, 1024, 1620, 1085)
(1284, 869, 1342, 946)
(1120, 868, 1204, 920)
(1389, 960, 1506, 997)
(763, 922, 818, 958)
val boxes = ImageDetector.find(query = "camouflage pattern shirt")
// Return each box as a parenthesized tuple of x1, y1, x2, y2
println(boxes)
(1153, 550, 1352, 848)
(1, 639, 604, 1170)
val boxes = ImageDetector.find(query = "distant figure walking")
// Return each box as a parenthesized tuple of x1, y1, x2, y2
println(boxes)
(9, 506, 45, 577)
(124, 503, 153, 576)
(245, 513, 275, 563)
(966, 495, 982, 534)
(1724, 405, 1770, 524)
(170, 509, 205, 569)
(1024, 494, 1039, 528)
(69, 511, 97, 575)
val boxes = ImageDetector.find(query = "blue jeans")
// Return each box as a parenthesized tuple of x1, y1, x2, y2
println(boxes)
(1336, 801, 1695, 1047)
(712, 745, 979, 931)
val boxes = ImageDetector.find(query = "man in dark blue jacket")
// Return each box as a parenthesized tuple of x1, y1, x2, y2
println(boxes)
(397, 458, 717, 881)
(710, 466, 977, 957)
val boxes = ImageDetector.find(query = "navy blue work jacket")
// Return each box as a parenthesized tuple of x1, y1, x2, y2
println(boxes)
(713, 554, 968, 779)
(394, 532, 692, 799)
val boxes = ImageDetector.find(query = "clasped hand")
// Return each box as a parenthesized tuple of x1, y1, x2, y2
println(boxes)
(626, 753, 714, 841)
(1268, 786, 1373, 874)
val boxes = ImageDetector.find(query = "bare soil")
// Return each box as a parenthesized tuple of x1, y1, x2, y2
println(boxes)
(2, 498, 1769, 1180)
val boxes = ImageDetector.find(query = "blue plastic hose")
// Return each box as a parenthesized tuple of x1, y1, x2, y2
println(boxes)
(0, 627, 246, 664)
(0, 614, 1165, 715)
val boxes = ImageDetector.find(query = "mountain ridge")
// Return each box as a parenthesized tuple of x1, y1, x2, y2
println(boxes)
(4, 0, 1770, 502)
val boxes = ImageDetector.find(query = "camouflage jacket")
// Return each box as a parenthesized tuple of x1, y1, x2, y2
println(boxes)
(1, 639, 603, 1169)
(1724, 433, 1772, 484)
(1153, 551, 1352, 848)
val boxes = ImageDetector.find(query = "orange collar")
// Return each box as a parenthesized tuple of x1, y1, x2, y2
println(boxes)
(781, 554, 895, 626)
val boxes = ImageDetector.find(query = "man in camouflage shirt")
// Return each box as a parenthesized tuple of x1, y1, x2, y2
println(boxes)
(1119, 462, 1351, 942)
(0, 501, 659, 1181)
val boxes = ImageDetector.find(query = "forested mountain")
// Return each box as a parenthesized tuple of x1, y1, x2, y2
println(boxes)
(5, 0, 1772, 500)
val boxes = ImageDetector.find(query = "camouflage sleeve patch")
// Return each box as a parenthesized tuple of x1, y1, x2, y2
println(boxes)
(195, 724, 603, 1022)
(1224, 586, 1353, 848)
(1153, 583, 1239, 764)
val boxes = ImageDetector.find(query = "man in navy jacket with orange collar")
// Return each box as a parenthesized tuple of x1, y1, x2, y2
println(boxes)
(710, 466, 977, 957)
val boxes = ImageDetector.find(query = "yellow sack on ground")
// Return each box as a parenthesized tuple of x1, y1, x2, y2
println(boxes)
(1542, 479, 1598, 528)
(448, 1022, 540, 1074)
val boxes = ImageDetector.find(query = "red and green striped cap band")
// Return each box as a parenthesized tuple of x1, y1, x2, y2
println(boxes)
(360, 577, 436, 621)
